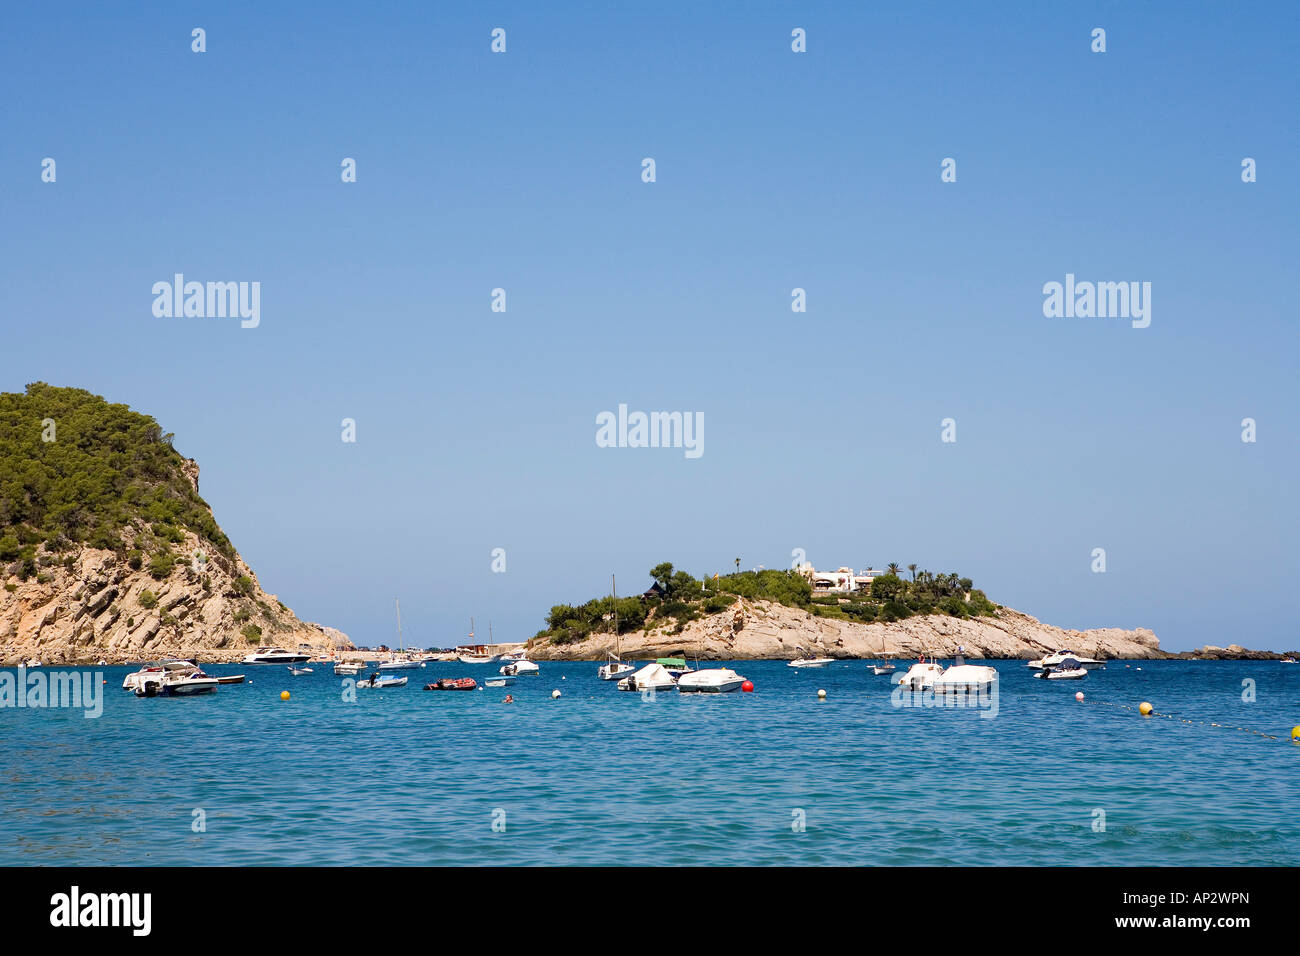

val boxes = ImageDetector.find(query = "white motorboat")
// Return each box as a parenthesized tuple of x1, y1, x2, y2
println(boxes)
(485, 676, 516, 688)
(287, 665, 314, 676)
(458, 653, 497, 665)
(1028, 649, 1105, 671)
(872, 661, 896, 675)
(240, 647, 310, 665)
(617, 662, 679, 693)
(159, 670, 220, 696)
(356, 674, 408, 688)
(1034, 656, 1087, 680)
(788, 656, 835, 668)
(500, 659, 539, 676)
(677, 668, 746, 693)
(932, 656, 998, 693)
(895, 659, 945, 690)
(123, 659, 197, 692)
(334, 661, 364, 676)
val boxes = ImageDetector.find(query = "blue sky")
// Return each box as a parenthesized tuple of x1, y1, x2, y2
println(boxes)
(3, 2, 1297, 650)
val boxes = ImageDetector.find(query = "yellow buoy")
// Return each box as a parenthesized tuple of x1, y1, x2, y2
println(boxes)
(280, 690, 290, 701)
(1292, 726, 1299, 740)
(1139, 701, 1152, 716)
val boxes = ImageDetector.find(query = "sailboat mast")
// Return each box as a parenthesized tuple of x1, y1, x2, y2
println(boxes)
(612, 574, 619, 660)
(395, 598, 402, 653)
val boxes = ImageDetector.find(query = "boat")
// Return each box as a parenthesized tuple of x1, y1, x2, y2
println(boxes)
(240, 647, 310, 665)
(872, 661, 896, 675)
(617, 662, 679, 693)
(133, 666, 219, 697)
(500, 659, 539, 676)
(378, 599, 423, 670)
(123, 659, 197, 692)
(1282, 658, 1296, 664)
(932, 653, 998, 693)
(215, 674, 246, 685)
(1027, 649, 1105, 671)
(1034, 656, 1087, 680)
(334, 661, 364, 676)
(287, 665, 314, 676)
(598, 574, 636, 680)
(895, 656, 945, 690)
(356, 674, 408, 688)
(677, 668, 746, 693)
(456, 621, 499, 664)
(159, 670, 220, 696)
(485, 676, 515, 687)
(424, 677, 477, 691)
(788, 655, 835, 668)
(656, 657, 693, 677)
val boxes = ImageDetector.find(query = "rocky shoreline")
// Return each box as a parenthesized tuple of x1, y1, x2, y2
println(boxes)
(523, 598, 1293, 662)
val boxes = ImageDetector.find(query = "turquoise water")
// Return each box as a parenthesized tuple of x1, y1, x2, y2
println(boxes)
(2, 659, 1297, 865)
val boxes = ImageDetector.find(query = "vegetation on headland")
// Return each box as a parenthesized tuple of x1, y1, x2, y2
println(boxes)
(0, 383, 235, 583)
(536, 561, 1000, 645)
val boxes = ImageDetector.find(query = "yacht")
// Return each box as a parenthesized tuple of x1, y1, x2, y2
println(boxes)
(240, 647, 310, 665)
(1028, 649, 1105, 671)
(159, 670, 220, 696)
(597, 574, 636, 680)
(334, 661, 364, 676)
(895, 657, 945, 690)
(379, 599, 423, 669)
(677, 668, 746, 693)
(617, 662, 679, 693)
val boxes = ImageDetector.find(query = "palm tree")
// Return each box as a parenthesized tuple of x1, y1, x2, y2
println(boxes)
(887, 562, 901, 576)
(907, 563, 918, 582)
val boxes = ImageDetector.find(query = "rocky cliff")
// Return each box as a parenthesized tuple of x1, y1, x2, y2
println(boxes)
(525, 596, 1164, 661)
(0, 383, 349, 664)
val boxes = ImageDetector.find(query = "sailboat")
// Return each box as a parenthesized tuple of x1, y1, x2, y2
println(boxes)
(378, 599, 422, 670)
(597, 574, 636, 681)
(457, 618, 499, 664)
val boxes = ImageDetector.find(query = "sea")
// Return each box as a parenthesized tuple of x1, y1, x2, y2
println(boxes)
(2, 659, 1297, 866)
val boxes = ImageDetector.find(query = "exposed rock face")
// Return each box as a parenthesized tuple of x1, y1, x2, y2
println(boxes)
(0, 528, 350, 665)
(525, 597, 1164, 661)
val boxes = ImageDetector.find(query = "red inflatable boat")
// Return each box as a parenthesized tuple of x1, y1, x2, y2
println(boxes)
(424, 677, 477, 691)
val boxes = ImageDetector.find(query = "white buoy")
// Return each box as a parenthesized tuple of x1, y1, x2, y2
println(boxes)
(817, 689, 827, 699)
(552, 689, 561, 699)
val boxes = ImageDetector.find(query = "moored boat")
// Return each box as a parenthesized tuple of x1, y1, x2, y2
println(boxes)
(240, 647, 310, 665)
(357, 674, 408, 688)
(424, 677, 477, 691)
(677, 668, 746, 693)
(617, 662, 679, 693)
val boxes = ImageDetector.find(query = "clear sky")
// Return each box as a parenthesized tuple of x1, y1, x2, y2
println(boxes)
(3, 2, 1297, 651)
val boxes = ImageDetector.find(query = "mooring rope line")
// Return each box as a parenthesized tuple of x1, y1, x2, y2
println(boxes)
(1080, 696, 1289, 741)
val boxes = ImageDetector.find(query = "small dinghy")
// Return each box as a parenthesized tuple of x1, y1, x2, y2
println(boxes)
(287, 665, 314, 676)
(872, 661, 896, 675)
(357, 674, 408, 688)
(215, 674, 246, 685)
(485, 675, 516, 688)
(425, 677, 477, 691)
